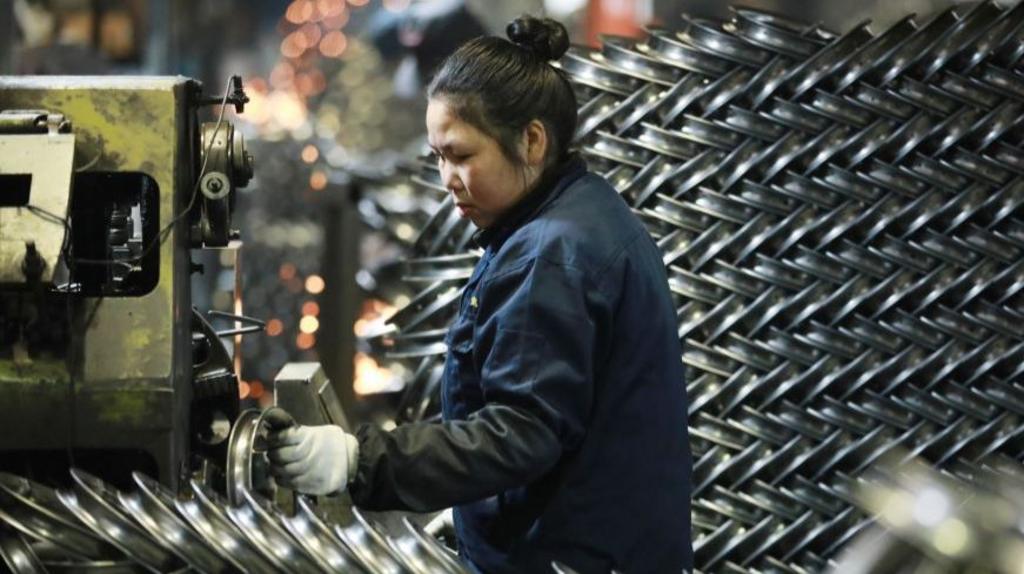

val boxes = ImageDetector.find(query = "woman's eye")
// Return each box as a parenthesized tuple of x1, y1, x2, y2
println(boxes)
(435, 151, 469, 164)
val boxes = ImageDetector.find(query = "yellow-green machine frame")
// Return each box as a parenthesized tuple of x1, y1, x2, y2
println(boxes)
(0, 76, 251, 489)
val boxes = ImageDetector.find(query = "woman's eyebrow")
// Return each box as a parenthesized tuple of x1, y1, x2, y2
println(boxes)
(428, 142, 455, 154)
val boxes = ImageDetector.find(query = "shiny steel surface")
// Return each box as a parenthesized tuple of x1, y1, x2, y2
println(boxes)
(334, 507, 405, 574)
(0, 472, 117, 561)
(0, 523, 45, 573)
(226, 408, 263, 507)
(39, 560, 142, 573)
(177, 480, 276, 574)
(226, 406, 296, 506)
(284, 497, 368, 573)
(366, 515, 436, 574)
(226, 488, 323, 573)
(401, 516, 468, 574)
(119, 472, 235, 573)
(0, 410, 466, 573)
(59, 469, 180, 573)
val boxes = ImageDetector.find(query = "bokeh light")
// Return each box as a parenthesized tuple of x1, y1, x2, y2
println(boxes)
(299, 315, 320, 334)
(317, 0, 345, 18)
(266, 319, 284, 337)
(279, 263, 297, 280)
(353, 352, 397, 395)
(322, 9, 349, 29)
(301, 144, 319, 164)
(319, 30, 348, 58)
(305, 274, 326, 294)
(310, 170, 328, 190)
(281, 31, 306, 58)
(285, 0, 314, 24)
(296, 332, 316, 350)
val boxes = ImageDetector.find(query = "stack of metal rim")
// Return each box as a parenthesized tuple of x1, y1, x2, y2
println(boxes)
(0, 469, 466, 573)
(833, 453, 1024, 573)
(372, 3, 1024, 571)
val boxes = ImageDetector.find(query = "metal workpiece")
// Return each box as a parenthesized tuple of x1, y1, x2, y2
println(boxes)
(394, 358, 445, 424)
(832, 456, 1024, 573)
(333, 507, 407, 574)
(225, 407, 295, 507)
(57, 470, 182, 573)
(177, 480, 277, 574)
(225, 488, 323, 574)
(118, 472, 234, 573)
(282, 496, 367, 573)
(0, 521, 46, 573)
(0, 472, 118, 561)
(397, 516, 466, 574)
(0, 465, 466, 573)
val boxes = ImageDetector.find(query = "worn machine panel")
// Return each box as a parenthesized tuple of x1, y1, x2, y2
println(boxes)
(0, 126, 75, 284)
(0, 77, 216, 488)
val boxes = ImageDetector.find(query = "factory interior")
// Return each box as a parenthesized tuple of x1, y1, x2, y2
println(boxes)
(3, 0, 1024, 572)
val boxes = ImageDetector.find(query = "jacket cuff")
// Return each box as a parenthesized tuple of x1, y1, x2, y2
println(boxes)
(347, 423, 377, 506)
(344, 432, 360, 483)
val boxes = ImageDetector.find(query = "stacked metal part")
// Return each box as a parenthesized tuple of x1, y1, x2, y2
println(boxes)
(0, 469, 467, 573)
(374, 2, 1024, 572)
(831, 453, 1024, 573)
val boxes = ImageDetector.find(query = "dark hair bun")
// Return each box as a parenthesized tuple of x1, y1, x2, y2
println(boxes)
(507, 15, 570, 61)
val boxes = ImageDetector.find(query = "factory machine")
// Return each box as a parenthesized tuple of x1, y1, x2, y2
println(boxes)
(0, 75, 254, 490)
(0, 77, 460, 574)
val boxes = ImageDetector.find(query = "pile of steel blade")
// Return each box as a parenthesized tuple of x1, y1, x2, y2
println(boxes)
(0, 469, 467, 573)
(370, 2, 1024, 571)
(831, 453, 1024, 573)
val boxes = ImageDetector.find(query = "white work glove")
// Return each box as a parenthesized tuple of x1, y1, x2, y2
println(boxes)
(266, 424, 359, 496)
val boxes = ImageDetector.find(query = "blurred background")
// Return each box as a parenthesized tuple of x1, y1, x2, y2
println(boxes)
(0, 0, 967, 429)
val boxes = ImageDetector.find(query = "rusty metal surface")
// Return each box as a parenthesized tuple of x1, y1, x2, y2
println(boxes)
(0, 76, 195, 487)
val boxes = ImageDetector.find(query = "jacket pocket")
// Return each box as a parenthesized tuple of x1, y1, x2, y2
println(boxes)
(442, 313, 481, 417)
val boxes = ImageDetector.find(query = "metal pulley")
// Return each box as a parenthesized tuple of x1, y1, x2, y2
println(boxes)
(195, 115, 254, 248)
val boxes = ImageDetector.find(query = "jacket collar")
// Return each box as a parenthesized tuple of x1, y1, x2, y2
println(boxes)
(473, 154, 588, 251)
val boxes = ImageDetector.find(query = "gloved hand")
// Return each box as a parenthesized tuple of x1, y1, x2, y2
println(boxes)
(266, 424, 359, 496)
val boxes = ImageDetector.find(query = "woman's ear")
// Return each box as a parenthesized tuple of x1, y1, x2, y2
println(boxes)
(523, 119, 548, 167)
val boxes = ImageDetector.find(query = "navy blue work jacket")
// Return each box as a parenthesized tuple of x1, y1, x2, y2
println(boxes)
(350, 157, 692, 573)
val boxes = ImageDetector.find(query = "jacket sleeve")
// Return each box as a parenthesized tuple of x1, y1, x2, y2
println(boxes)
(349, 256, 603, 512)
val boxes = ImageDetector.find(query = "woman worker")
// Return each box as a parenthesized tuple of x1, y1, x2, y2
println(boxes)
(268, 15, 693, 574)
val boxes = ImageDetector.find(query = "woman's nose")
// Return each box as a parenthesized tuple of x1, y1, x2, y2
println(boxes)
(440, 163, 462, 193)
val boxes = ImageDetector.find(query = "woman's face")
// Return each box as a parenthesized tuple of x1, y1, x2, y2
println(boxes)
(426, 98, 539, 229)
